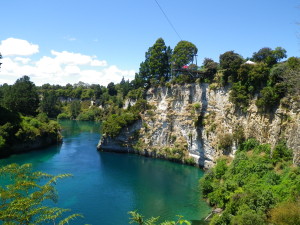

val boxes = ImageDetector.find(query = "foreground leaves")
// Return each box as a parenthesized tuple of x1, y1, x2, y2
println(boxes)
(0, 163, 83, 225)
(129, 211, 191, 225)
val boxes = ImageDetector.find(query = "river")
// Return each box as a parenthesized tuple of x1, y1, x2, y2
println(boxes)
(0, 120, 210, 225)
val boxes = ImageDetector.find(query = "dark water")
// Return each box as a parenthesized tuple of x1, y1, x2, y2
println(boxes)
(0, 120, 210, 225)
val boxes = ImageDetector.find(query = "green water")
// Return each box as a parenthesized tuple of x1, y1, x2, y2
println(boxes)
(0, 120, 210, 225)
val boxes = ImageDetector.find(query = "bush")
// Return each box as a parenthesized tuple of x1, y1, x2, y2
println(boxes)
(57, 112, 71, 120)
(238, 138, 259, 152)
(272, 140, 293, 163)
(269, 200, 300, 225)
(218, 133, 233, 153)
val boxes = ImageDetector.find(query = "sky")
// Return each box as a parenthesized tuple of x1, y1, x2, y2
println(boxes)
(1, 0, 299, 86)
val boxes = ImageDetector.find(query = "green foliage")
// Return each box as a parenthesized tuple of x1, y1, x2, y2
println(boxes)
(0, 107, 61, 157)
(238, 138, 259, 152)
(102, 99, 150, 137)
(77, 107, 102, 121)
(107, 82, 117, 96)
(69, 100, 81, 119)
(269, 199, 300, 225)
(139, 38, 172, 86)
(171, 41, 198, 69)
(39, 90, 61, 118)
(57, 112, 71, 120)
(128, 211, 190, 225)
(231, 206, 266, 225)
(2, 76, 39, 116)
(256, 86, 281, 111)
(0, 163, 83, 224)
(218, 133, 233, 153)
(127, 88, 145, 100)
(201, 139, 300, 225)
(272, 140, 293, 163)
(251, 47, 287, 66)
(229, 82, 250, 111)
(202, 58, 218, 81)
(219, 51, 244, 83)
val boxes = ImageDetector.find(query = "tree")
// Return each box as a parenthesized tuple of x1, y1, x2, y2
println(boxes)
(3, 76, 39, 116)
(171, 40, 198, 69)
(0, 163, 83, 224)
(139, 38, 172, 85)
(39, 90, 61, 118)
(107, 82, 117, 96)
(69, 100, 81, 119)
(202, 58, 218, 81)
(148, 38, 171, 81)
(251, 47, 287, 66)
(219, 51, 244, 83)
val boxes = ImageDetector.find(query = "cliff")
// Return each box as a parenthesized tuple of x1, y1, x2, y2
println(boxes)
(98, 83, 300, 169)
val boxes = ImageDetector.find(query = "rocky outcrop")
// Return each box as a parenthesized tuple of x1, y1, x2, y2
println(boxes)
(97, 120, 142, 153)
(98, 83, 300, 169)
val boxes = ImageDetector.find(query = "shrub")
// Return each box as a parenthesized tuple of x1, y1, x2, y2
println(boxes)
(272, 140, 293, 163)
(57, 112, 71, 120)
(218, 133, 233, 153)
(269, 200, 300, 225)
(238, 138, 259, 152)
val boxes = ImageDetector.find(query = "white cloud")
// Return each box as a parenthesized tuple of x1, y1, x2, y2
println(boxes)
(0, 38, 39, 56)
(50, 50, 107, 67)
(0, 38, 135, 86)
(14, 57, 31, 64)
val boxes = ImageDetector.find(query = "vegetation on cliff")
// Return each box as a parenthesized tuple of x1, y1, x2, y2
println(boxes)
(200, 139, 300, 225)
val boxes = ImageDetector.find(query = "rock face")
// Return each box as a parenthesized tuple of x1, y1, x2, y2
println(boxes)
(98, 83, 300, 169)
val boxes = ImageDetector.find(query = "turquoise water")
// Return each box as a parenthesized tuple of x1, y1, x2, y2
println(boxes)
(0, 120, 210, 225)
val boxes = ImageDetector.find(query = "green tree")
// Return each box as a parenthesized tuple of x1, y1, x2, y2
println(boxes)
(251, 47, 287, 66)
(0, 163, 83, 225)
(90, 84, 103, 99)
(3, 76, 39, 116)
(171, 40, 198, 69)
(39, 90, 61, 118)
(148, 38, 172, 81)
(202, 58, 218, 81)
(219, 51, 244, 83)
(107, 82, 117, 96)
(139, 38, 172, 85)
(69, 100, 81, 119)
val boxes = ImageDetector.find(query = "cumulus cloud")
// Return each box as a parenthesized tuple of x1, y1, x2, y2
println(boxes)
(0, 38, 39, 56)
(0, 38, 135, 86)
(14, 57, 31, 64)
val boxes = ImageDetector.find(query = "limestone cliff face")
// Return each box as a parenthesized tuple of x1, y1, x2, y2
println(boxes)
(98, 83, 300, 168)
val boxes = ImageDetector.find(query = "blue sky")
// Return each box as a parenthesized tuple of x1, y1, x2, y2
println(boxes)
(1, 0, 299, 86)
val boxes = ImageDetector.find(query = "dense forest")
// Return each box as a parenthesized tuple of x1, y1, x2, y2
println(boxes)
(0, 75, 61, 157)
(1, 38, 300, 224)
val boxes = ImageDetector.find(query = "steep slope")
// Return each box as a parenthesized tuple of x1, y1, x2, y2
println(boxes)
(98, 83, 300, 169)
